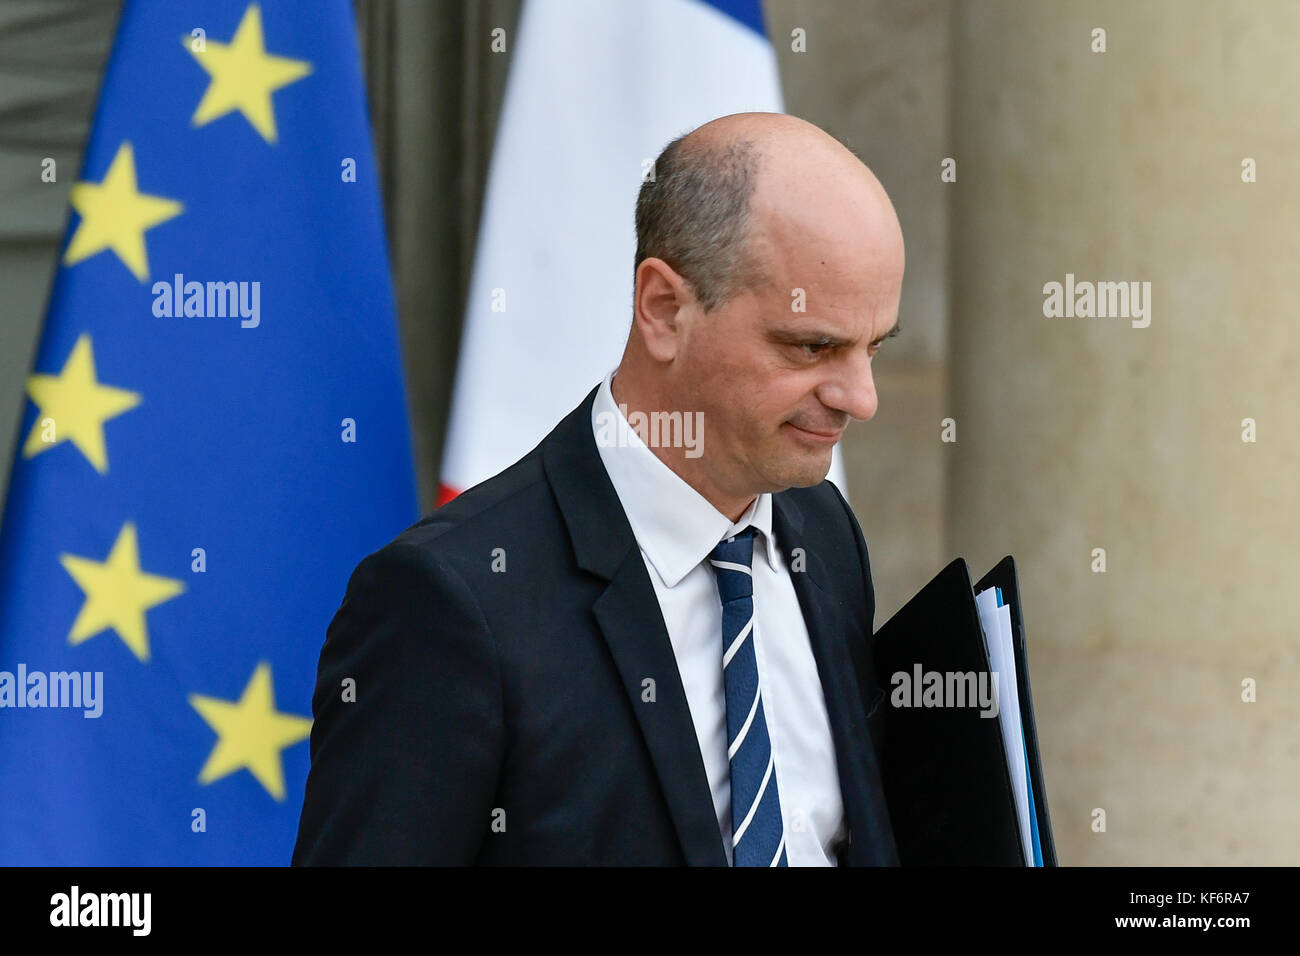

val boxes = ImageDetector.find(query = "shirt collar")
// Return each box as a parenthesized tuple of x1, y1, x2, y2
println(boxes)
(591, 368, 780, 586)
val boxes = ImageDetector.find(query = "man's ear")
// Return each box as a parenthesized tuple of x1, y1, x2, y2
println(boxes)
(633, 258, 689, 362)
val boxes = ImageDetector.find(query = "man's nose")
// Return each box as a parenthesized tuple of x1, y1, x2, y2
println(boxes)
(822, 348, 878, 423)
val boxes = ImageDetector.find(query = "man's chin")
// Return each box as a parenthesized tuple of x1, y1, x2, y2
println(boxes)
(767, 454, 833, 489)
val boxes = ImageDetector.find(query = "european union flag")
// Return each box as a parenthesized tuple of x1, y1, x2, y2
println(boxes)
(0, 0, 416, 864)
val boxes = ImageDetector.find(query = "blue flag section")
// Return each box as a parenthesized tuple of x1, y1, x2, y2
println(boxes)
(0, 1, 416, 864)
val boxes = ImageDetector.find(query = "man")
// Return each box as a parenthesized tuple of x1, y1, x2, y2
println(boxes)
(292, 111, 905, 866)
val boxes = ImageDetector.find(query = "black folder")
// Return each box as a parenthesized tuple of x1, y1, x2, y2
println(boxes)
(871, 555, 1057, 866)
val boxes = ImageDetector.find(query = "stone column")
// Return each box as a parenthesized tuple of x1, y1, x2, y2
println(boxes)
(948, 0, 1300, 863)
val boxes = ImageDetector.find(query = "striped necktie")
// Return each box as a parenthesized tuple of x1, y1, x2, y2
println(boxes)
(709, 528, 788, 866)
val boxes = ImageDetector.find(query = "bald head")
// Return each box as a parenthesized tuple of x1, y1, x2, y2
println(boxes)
(634, 112, 904, 312)
(620, 112, 906, 519)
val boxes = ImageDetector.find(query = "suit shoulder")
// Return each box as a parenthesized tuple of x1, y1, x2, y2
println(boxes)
(375, 443, 557, 571)
(777, 479, 858, 536)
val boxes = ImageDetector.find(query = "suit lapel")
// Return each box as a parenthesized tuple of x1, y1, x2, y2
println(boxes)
(591, 554, 730, 865)
(771, 493, 898, 866)
(541, 386, 894, 866)
(543, 387, 728, 866)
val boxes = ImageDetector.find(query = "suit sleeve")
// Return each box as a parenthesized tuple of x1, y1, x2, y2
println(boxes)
(291, 541, 504, 865)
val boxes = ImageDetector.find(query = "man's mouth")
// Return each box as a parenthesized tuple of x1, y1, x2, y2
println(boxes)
(785, 422, 844, 443)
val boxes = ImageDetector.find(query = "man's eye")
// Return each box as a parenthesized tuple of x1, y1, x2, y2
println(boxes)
(800, 342, 831, 357)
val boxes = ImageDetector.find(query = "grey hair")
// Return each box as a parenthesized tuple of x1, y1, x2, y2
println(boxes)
(633, 133, 768, 313)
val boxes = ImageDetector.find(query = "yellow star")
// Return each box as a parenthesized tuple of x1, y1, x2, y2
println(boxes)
(60, 522, 185, 662)
(190, 662, 312, 801)
(23, 333, 142, 474)
(63, 142, 183, 282)
(183, 3, 313, 144)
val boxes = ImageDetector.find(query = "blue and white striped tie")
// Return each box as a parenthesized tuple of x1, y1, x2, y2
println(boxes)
(709, 528, 788, 867)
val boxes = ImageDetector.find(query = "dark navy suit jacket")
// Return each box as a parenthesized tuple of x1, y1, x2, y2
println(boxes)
(292, 385, 898, 865)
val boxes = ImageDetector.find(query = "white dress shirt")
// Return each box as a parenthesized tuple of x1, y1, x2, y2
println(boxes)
(591, 369, 848, 865)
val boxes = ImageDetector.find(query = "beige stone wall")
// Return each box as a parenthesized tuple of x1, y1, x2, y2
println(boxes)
(948, 1, 1300, 864)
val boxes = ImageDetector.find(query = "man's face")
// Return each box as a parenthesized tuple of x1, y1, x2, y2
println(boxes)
(667, 193, 904, 500)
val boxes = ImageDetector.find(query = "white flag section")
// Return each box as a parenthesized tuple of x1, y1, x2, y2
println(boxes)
(438, 0, 848, 506)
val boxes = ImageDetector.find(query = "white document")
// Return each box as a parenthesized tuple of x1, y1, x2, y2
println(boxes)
(974, 586, 1033, 865)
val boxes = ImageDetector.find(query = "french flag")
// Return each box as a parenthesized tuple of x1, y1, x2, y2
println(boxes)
(438, 0, 848, 505)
